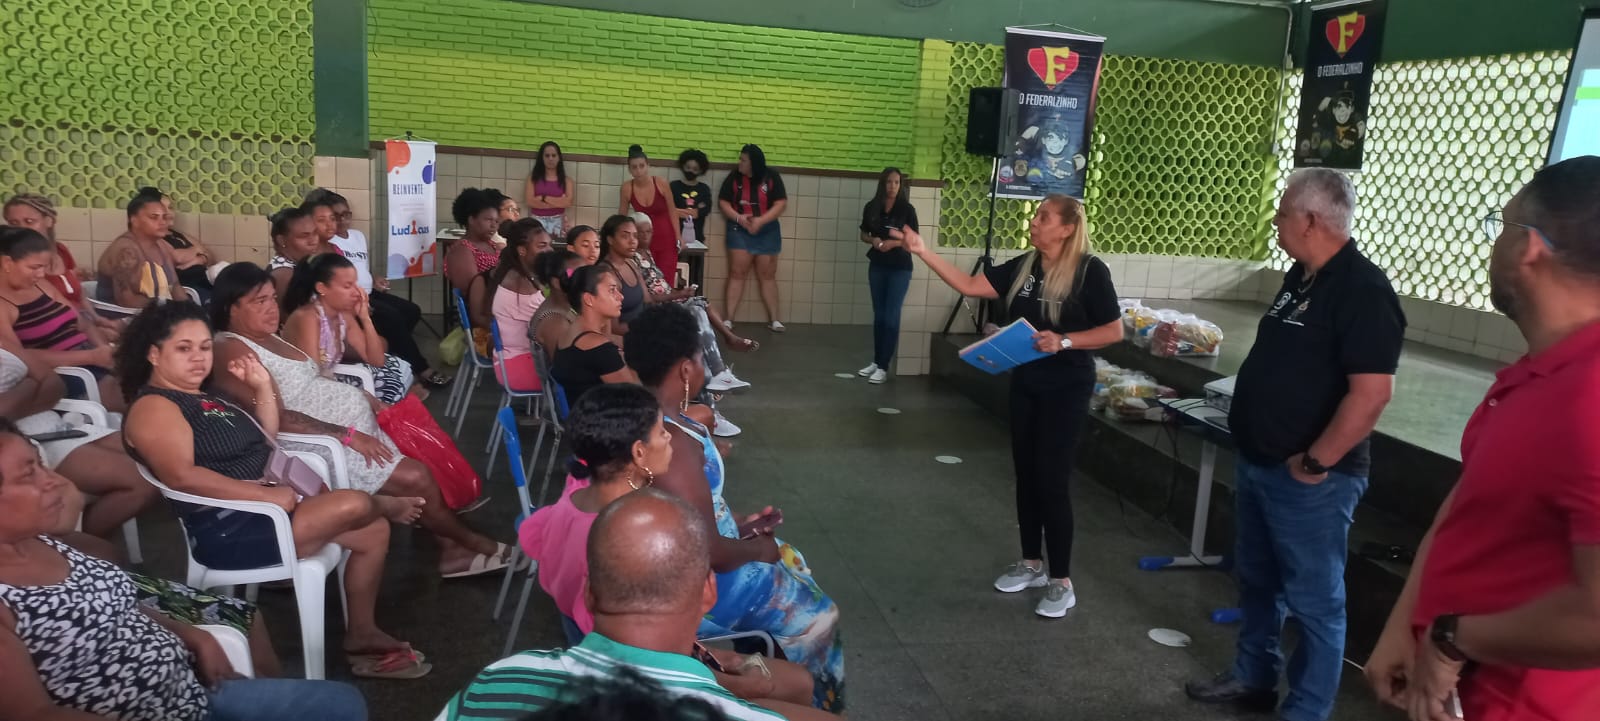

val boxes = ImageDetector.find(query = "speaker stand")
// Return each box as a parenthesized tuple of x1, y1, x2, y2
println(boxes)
(942, 156, 1002, 335)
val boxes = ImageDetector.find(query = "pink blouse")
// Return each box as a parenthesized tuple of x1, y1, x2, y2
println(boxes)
(518, 475, 596, 633)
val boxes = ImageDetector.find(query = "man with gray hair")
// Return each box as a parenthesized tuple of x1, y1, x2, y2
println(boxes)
(1187, 168, 1406, 721)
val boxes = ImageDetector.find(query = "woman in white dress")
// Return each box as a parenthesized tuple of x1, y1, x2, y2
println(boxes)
(208, 262, 515, 579)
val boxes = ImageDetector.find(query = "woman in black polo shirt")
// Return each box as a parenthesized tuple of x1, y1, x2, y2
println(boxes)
(856, 167, 918, 383)
(901, 194, 1122, 619)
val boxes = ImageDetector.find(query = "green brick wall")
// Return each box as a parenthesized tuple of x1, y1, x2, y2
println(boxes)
(367, 0, 921, 172)
(0, 0, 314, 213)
(909, 40, 953, 182)
(938, 42, 1281, 260)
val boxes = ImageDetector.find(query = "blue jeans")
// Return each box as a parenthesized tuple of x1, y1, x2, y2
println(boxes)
(207, 678, 367, 721)
(867, 265, 912, 368)
(1230, 458, 1367, 721)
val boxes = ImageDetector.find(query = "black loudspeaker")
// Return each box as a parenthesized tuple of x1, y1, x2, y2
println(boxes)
(965, 87, 1020, 157)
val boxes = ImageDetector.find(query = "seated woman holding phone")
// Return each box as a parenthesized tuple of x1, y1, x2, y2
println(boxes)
(517, 383, 820, 715)
(623, 303, 845, 713)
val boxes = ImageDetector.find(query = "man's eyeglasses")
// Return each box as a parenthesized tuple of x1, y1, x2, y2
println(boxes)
(1482, 210, 1554, 249)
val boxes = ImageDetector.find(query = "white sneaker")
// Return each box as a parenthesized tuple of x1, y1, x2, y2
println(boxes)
(706, 369, 751, 392)
(868, 368, 888, 384)
(993, 562, 1048, 593)
(857, 363, 879, 377)
(1035, 582, 1077, 618)
(769, 321, 786, 333)
(712, 412, 743, 438)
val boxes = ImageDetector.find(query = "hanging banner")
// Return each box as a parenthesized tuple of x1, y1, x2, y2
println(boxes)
(384, 138, 438, 279)
(1294, 0, 1388, 170)
(997, 26, 1106, 200)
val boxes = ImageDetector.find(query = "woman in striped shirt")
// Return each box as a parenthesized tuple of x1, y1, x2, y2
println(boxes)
(0, 226, 124, 410)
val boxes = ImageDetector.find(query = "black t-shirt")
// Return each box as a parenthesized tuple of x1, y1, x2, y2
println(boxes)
(1228, 240, 1405, 477)
(983, 252, 1120, 390)
(860, 199, 919, 270)
(718, 172, 787, 218)
(551, 332, 626, 407)
(670, 180, 713, 242)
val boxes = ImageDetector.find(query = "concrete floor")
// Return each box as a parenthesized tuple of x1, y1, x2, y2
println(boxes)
(127, 323, 1399, 721)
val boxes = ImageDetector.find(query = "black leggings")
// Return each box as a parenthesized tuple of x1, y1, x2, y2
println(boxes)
(1010, 378, 1094, 579)
(369, 291, 429, 374)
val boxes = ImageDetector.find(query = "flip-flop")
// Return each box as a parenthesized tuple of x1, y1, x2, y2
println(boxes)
(441, 542, 516, 579)
(421, 372, 452, 387)
(350, 648, 432, 679)
(456, 495, 493, 515)
(348, 645, 428, 665)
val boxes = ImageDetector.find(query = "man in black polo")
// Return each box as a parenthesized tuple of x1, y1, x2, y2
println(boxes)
(1186, 168, 1406, 721)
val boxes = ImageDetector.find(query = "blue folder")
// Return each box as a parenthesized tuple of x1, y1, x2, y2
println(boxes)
(959, 319, 1048, 374)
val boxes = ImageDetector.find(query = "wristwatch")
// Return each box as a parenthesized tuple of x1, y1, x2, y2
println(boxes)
(1059, 336, 1074, 350)
(1300, 453, 1328, 475)
(1430, 614, 1469, 662)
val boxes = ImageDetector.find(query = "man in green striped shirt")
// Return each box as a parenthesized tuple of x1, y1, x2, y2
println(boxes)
(435, 490, 788, 721)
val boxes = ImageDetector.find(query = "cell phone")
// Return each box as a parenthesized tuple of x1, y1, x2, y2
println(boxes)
(738, 508, 783, 540)
(691, 642, 727, 673)
(28, 429, 89, 443)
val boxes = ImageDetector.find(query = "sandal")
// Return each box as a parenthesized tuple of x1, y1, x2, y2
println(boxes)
(456, 495, 493, 515)
(348, 645, 428, 665)
(420, 371, 452, 387)
(350, 648, 432, 679)
(731, 337, 760, 352)
(441, 542, 516, 579)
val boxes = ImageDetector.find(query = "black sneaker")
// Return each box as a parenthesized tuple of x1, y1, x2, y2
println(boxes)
(1184, 672, 1278, 713)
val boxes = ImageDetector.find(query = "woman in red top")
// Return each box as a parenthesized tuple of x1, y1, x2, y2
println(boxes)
(3, 193, 120, 339)
(446, 187, 507, 298)
(618, 145, 683, 286)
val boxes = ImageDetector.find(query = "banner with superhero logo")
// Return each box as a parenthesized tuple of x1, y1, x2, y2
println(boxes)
(1294, 0, 1388, 170)
(997, 27, 1106, 200)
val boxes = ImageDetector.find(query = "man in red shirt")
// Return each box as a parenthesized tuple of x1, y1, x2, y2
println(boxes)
(1365, 156, 1600, 720)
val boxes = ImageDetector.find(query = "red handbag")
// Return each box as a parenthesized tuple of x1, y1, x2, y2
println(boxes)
(376, 395, 483, 510)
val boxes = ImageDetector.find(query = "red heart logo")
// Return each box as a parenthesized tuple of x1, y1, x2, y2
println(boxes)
(1324, 12, 1366, 58)
(1027, 46, 1080, 90)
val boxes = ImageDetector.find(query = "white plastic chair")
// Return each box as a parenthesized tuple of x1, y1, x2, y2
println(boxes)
(182, 286, 202, 305)
(78, 280, 143, 319)
(276, 433, 352, 491)
(137, 459, 350, 680)
(54, 367, 103, 406)
(53, 398, 139, 562)
(332, 363, 377, 395)
(198, 624, 255, 677)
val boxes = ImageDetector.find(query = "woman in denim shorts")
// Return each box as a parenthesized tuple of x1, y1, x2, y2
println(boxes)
(717, 144, 788, 333)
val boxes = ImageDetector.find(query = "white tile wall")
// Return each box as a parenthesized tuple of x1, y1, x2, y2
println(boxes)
(343, 148, 1528, 373)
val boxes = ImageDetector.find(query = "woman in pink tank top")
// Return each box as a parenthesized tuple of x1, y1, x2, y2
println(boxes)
(524, 141, 573, 238)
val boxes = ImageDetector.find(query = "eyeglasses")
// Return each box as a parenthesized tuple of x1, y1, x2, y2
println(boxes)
(1482, 210, 1554, 249)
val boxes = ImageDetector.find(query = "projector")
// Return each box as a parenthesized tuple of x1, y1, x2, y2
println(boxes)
(1204, 376, 1236, 413)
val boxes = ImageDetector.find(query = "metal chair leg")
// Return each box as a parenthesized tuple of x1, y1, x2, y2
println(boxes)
(502, 562, 538, 657)
(492, 545, 522, 620)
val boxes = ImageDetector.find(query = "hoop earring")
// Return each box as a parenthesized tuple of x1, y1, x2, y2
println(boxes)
(627, 465, 654, 490)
